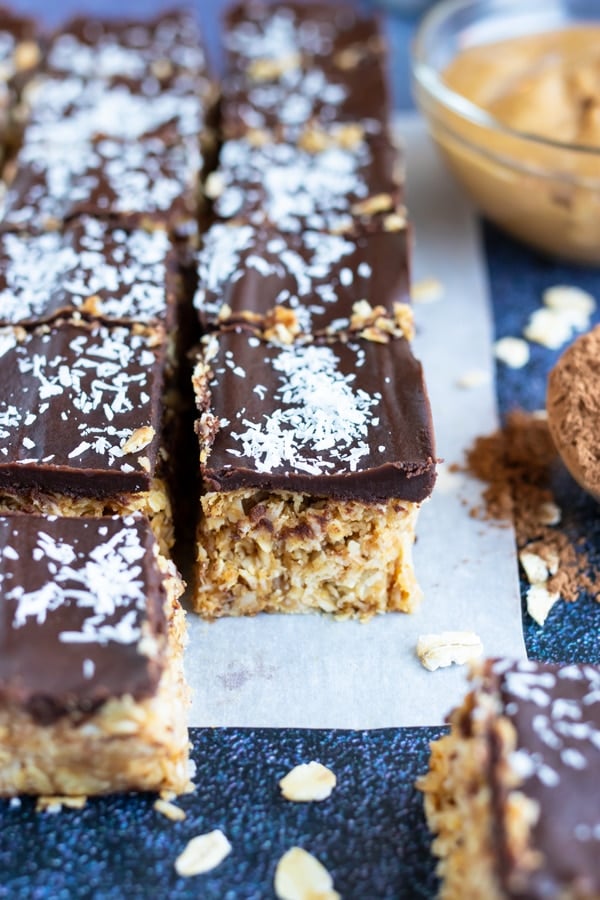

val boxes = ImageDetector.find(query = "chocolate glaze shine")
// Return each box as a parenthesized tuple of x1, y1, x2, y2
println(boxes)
(0, 514, 167, 723)
(195, 329, 436, 502)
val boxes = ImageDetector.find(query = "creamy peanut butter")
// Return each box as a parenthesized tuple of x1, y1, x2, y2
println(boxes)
(444, 28, 600, 148)
(418, 27, 600, 263)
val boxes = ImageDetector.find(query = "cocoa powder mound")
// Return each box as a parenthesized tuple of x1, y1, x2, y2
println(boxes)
(453, 409, 598, 605)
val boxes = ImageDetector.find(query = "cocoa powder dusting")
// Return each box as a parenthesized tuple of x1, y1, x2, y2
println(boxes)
(453, 410, 598, 605)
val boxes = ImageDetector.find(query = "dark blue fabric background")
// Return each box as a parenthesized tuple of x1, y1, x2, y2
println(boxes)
(0, 3, 599, 897)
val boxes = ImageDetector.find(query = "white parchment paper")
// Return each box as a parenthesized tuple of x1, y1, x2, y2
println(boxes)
(184, 113, 526, 729)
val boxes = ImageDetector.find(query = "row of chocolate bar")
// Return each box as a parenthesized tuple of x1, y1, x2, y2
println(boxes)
(188, 1, 437, 620)
(0, 7, 214, 796)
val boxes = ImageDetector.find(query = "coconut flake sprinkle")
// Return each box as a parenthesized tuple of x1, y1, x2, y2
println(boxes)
(227, 342, 379, 475)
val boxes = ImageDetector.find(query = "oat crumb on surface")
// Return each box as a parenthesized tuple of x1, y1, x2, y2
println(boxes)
(274, 847, 340, 900)
(36, 795, 87, 813)
(174, 830, 232, 877)
(279, 762, 336, 803)
(543, 284, 596, 322)
(154, 798, 186, 821)
(494, 336, 530, 368)
(455, 368, 490, 389)
(416, 631, 484, 671)
(526, 583, 560, 626)
(411, 277, 444, 303)
(519, 549, 559, 584)
(524, 308, 575, 349)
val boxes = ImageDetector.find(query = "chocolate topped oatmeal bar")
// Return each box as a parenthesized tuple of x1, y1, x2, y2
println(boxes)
(45, 8, 210, 87)
(194, 221, 411, 337)
(192, 328, 435, 619)
(419, 659, 600, 900)
(220, 49, 390, 141)
(0, 513, 189, 795)
(0, 320, 173, 551)
(0, 217, 181, 328)
(207, 128, 401, 233)
(0, 320, 164, 496)
(1, 133, 202, 235)
(224, 2, 385, 75)
(23, 74, 205, 144)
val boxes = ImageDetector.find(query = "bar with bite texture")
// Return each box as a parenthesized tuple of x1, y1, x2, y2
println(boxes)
(0, 513, 190, 796)
(192, 327, 436, 619)
(419, 658, 600, 899)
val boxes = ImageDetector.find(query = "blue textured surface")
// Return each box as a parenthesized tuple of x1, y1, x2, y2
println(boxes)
(0, 728, 442, 899)
(1, 2, 600, 897)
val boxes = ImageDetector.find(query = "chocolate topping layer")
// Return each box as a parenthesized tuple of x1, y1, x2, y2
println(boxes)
(0, 217, 180, 327)
(194, 329, 436, 502)
(0, 319, 164, 497)
(46, 9, 210, 85)
(24, 75, 205, 144)
(2, 132, 200, 234)
(211, 130, 401, 234)
(194, 221, 410, 334)
(221, 55, 390, 140)
(487, 659, 600, 898)
(0, 513, 166, 723)
(224, 2, 384, 71)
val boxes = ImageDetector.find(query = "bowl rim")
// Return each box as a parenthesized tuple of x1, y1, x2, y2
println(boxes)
(411, 0, 600, 158)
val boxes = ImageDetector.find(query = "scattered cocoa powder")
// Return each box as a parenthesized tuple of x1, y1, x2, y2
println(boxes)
(451, 410, 598, 605)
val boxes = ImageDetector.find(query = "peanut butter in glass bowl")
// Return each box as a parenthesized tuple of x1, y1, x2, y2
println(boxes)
(412, 0, 600, 264)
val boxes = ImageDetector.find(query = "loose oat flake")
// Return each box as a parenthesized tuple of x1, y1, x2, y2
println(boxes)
(154, 798, 186, 821)
(411, 277, 443, 304)
(526, 583, 560, 626)
(36, 795, 87, 813)
(456, 369, 490, 389)
(416, 632, 484, 672)
(174, 829, 232, 877)
(279, 761, 336, 802)
(519, 550, 559, 585)
(274, 847, 340, 900)
(543, 285, 596, 324)
(524, 308, 575, 349)
(494, 336, 530, 369)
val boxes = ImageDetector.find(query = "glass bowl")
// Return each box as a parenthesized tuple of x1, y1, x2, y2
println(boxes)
(412, 0, 600, 265)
